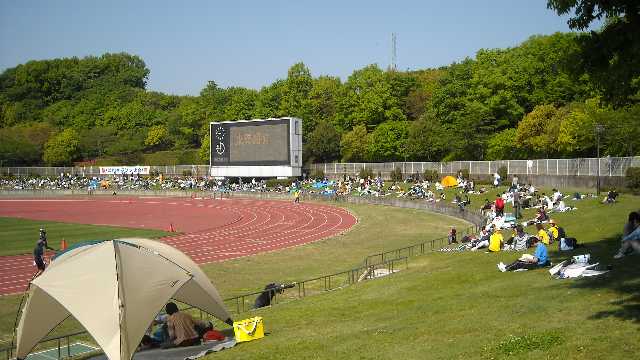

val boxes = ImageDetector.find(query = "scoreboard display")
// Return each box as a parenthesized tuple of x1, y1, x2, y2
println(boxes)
(210, 118, 302, 177)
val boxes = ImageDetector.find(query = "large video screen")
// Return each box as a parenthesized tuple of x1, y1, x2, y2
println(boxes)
(211, 119, 290, 166)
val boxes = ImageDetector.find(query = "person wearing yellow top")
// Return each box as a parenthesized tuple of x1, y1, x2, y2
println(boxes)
(489, 228, 503, 252)
(548, 219, 559, 242)
(536, 223, 550, 245)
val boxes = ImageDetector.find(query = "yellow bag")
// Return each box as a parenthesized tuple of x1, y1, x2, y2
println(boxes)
(233, 316, 264, 342)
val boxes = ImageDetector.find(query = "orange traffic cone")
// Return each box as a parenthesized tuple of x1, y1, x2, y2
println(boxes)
(60, 239, 68, 251)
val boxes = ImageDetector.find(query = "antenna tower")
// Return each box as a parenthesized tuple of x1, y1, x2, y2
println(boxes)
(391, 33, 397, 71)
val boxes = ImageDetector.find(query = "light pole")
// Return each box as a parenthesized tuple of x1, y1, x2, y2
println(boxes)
(595, 124, 604, 196)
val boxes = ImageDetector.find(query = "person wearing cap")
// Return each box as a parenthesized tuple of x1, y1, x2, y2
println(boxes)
(548, 219, 559, 243)
(488, 227, 503, 252)
(536, 223, 550, 245)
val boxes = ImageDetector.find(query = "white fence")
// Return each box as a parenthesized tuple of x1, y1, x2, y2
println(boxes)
(308, 157, 640, 178)
(1, 157, 638, 178)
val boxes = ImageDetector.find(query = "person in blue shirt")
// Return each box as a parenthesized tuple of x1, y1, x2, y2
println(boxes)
(497, 236, 549, 272)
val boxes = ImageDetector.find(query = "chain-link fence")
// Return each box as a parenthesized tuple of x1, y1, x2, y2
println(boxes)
(309, 156, 640, 178)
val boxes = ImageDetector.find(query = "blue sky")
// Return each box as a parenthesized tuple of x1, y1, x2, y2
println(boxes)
(0, 0, 597, 96)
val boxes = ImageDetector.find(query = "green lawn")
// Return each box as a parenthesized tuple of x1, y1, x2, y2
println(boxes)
(199, 192, 639, 359)
(1, 189, 639, 359)
(0, 217, 169, 256)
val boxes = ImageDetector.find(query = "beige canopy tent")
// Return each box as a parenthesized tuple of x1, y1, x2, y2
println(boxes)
(15, 238, 233, 360)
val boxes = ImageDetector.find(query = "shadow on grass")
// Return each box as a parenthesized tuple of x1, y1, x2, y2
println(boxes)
(549, 234, 640, 325)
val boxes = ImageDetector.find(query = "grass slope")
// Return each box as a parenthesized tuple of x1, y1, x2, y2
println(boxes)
(203, 193, 640, 359)
(0, 217, 169, 256)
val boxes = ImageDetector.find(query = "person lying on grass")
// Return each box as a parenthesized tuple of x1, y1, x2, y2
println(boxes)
(497, 236, 549, 272)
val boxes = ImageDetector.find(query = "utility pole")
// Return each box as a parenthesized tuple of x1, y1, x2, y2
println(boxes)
(595, 124, 604, 196)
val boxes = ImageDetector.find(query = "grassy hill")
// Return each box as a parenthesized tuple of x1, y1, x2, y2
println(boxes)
(202, 193, 639, 359)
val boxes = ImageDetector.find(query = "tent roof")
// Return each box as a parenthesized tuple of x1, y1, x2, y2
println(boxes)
(441, 176, 458, 187)
(16, 239, 232, 360)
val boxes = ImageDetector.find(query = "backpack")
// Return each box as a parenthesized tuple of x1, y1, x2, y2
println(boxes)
(557, 226, 566, 239)
(560, 237, 578, 251)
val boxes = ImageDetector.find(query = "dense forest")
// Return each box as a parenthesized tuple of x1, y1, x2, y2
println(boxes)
(1, 1, 639, 166)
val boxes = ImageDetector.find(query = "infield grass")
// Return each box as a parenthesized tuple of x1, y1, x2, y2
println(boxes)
(0, 217, 169, 256)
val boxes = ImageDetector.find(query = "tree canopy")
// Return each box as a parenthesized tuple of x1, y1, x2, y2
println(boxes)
(2, 10, 640, 167)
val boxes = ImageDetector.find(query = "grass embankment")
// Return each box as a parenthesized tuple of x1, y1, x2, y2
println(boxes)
(0, 217, 169, 256)
(201, 192, 639, 359)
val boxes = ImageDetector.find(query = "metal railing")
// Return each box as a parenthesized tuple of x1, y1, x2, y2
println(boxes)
(221, 257, 408, 315)
(363, 225, 476, 266)
(0, 257, 407, 359)
(309, 156, 640, 178)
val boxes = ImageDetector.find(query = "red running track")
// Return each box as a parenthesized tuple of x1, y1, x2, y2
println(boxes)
(0, 196, 357, 296)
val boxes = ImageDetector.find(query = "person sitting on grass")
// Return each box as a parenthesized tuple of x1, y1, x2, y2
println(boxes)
(164, 302, 209, 348)
(548, 219, 560, 243)
(509, 225, 530, 251)
(497, 236, 549, 272)
(602, 189, 619, 204)
(536, 223, 551, 245)
(488, 227, 503, 252)
(495, 195, 505, 217)
(535, 208, 548, 223)
(481, 199, 493, 216)
(448, 227, 457, 244)
(614, 211, 640, 259)
(471, 228, 491, 251)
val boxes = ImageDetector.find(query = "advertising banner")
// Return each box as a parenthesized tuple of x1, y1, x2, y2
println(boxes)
(99, 166, 150, 175)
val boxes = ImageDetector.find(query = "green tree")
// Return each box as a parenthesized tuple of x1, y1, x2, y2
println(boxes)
(304, 121, 341, 163)
(406, 114, 446, 161)
(306, 76, 342, 132)
(280, 63, 313, 119)
(43, 128, 80, 165)
(254, 80, 287, 118)
(515, 104, 563, 157)
(366, 121, 409, 161)
(338, 65, 404, 129)
(547, 0, 640, 30)
(548, 1, 640, 105)
(144, 125, 171, 150)
(199, 134, 210, 164)
(340, 125, 369, 162)
(0, 123, 54, 165)
(486, 128, 525, 160)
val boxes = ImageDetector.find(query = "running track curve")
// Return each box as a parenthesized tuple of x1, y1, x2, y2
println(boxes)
(0, 196, 357, 296)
